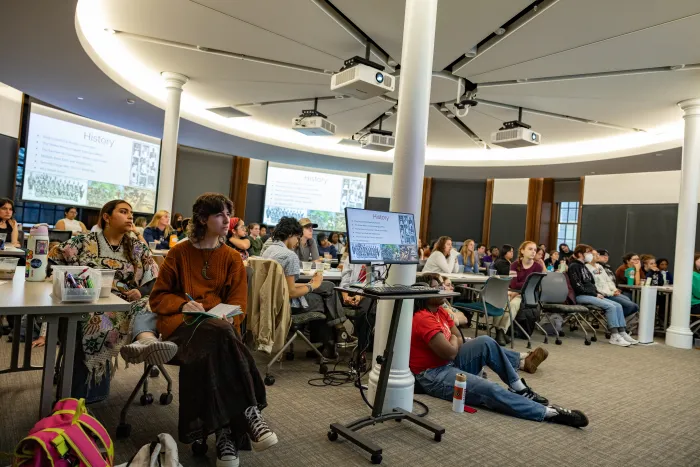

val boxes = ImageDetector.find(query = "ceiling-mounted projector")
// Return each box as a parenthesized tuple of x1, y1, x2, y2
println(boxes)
(292, 109, 336, 136)
(331, 56, 395, 100)
(491, 120, 541, 148)
(359, 129, 395, 152)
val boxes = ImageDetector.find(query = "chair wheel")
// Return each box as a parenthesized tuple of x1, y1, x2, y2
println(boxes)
(526, 342, 532, 349)
(116, 423, 131, 439)
(543, 338, 548, 344)
(327, 430, 338, 442)
(264, 375, 275, 386)
(434, 433, 442, 442)
(605, 332, 611, 339)
(285, 351, 295, 361)
(371, 454, 382, 464)
(584, 340, 591, 346)
(159, 393, 173, 405)
(590, 335, 597, 342)
(555, 339, 562, 345)
(150, 367, 160, 378)
(192, 439, 208, 456)
(319, 363, 328, 375)
(140, 393, 154, 405)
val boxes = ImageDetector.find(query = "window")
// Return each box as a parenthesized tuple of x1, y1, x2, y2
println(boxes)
(556, 201, 579, 248)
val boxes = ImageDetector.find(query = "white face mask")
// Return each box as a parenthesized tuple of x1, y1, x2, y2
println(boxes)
(584, 253, 593, 263)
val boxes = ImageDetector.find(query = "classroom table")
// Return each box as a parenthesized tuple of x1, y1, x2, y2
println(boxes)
(299, 269, 342, 282)
(150, 249, 169, 256)
(0, 266, 130, 418)
(417, 271, 489, 284)
(0, 246, 26, 257)
(618, 284, 674, 332)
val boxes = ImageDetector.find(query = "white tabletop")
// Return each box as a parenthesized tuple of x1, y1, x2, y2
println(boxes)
(0, 267, 130, 315)
(0, 246, 26, 257)
(417, 271, 489, 284)
(619, 284, 673, 293)
(150, 249, 169, 256)
(299, 269, 342, 281)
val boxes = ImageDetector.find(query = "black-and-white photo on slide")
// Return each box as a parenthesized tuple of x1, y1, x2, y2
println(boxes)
(130, 143, 159, 188)
(340, 178, 365, 210)
(24, 172, 87, 204)
(398, 214, 417, 245)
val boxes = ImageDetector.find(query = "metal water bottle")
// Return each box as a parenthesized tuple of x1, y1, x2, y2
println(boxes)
(25, 223, 50, 281)
(452, 373, 467, 413)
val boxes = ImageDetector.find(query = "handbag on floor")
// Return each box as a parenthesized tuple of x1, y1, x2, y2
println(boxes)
(13, 398, 114, 467)
(116, 433, 182, 467)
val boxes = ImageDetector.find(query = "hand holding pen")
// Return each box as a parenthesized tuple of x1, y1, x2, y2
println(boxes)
(183, 292, 205, 312)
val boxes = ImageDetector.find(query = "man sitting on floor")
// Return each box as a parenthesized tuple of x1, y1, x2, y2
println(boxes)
(411, 276, 589, 428)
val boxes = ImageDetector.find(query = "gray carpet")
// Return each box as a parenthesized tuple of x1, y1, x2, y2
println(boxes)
(1, 331, 699, 466)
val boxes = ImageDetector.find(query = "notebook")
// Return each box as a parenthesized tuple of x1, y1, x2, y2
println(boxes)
(183, 303, 242, 320)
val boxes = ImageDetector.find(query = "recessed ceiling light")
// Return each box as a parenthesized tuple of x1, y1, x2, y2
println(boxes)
(126, 98, 135, 105)
(77, 97, 84, 100)
(494, 27, 506, 36)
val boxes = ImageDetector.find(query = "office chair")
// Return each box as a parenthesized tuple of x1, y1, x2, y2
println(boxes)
(540, 272, 598, 346)
(515, 272, 548, 348)
(457, 277, 512, 346)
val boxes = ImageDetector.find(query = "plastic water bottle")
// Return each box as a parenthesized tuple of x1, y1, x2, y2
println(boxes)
(452, 373, 467, 413)
(25, 223, 50, 281)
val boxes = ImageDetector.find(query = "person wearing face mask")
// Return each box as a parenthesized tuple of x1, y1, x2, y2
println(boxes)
(568, 244, 636, 347)
(586, 249, 639, 320)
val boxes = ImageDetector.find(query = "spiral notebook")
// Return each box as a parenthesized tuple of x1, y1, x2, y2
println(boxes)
(183, 303, 242, 320)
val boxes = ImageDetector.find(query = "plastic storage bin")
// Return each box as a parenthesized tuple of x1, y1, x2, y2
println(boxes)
(52, 266, 102, 303)
(0, 257, 19, 280)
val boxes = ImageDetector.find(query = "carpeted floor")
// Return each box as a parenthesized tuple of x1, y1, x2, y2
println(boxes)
(0, 330, 698, 466)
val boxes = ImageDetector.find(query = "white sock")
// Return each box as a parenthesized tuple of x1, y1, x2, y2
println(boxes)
(544, 406, 558, 419)
(518, 352, 529, 370)
(611, 332, 621, 339)
(511, 378, 526, 392)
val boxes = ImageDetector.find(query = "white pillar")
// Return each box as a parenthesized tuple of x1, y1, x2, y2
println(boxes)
(156, 72, 189, 213)
(666, 98, 700, 349)
(367, 0, 438, 412)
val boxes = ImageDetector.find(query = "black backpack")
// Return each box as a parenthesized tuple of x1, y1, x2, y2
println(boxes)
(511, 304, 540, 339)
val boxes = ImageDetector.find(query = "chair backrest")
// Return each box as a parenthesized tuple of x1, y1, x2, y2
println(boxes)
(480, 277, 511, 310)
(520, 272, 546, 307)
(540, 272, 569, 304)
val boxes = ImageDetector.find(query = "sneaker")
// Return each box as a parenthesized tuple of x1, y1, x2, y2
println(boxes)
(215, 428, 239, 467)
(119, 338, 178, 365)
(609, 333, 631, 347)
(244, 406, 278, 452)
(619, 332, 638, 345)
(510, 378, 549, 405)
(522, 347, 549, 374)
(546, 405, 589, 428)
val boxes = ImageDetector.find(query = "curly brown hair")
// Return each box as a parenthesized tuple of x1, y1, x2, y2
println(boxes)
(187, 193, 234, 242)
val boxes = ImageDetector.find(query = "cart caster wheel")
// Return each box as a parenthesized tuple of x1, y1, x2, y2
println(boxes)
(605, 332, 611, 339)
(555, 339, 562, 345)
(584, 340, 591, 346)
(264, 375, 275, 386)
(115, 423, 131, 439)
(371, 454, 382, 464)
(319, 363, 328, 375)
(591, 336, 597, 342)
(327, 430, 338, 442)
(285, 351, 294, 361)
(192, 439, 208, 456)
(434, 433, 442, 442)
(159, 393, 173, 405)
(150, 367, 160, 378)
(140, 393, 154, 405)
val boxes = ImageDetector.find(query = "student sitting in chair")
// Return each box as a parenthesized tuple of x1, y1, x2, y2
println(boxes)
(492, 244, 514, 276)
(423, 236, 460, 274)
(586, 249, 639, 319)
(410, 275, 588, 428)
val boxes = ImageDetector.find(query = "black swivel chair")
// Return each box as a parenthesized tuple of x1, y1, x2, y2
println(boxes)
(540, 272, 598, 346)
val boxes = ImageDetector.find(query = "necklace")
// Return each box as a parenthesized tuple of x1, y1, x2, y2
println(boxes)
(198, 241, 220, 280)
(102, 232, 122, 253)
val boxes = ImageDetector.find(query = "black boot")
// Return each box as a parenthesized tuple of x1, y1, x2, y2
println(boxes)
(495, 329, 507, 347)
(504, 329, 512, 344)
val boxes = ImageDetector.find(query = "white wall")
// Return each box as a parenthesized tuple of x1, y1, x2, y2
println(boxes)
(493, 178, 529, 205)
(248, 158, 267, 185)
(0, 83, 22, 138)
(368, 174, 393, 198)
(583, 171, 684, 205)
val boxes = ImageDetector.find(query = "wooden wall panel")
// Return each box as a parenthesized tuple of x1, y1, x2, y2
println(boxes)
(482, 179, 494, 246)
(230, 156, 250, 219)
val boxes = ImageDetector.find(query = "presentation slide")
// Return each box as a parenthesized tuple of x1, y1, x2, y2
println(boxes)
(263, 163, 367, 231)
(22, 104, 161, 213)
(345, 208, 418, 264)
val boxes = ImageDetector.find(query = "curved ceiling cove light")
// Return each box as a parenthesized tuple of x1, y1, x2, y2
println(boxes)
(75, 0, 685, 167)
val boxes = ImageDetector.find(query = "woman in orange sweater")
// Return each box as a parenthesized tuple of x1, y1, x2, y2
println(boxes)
(150, 193, 276, 467)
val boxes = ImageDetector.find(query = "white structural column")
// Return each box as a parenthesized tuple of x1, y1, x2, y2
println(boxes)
(666, 98, 700, 349)
(157, 72, 189, 213)
(367, 0, 439, 412)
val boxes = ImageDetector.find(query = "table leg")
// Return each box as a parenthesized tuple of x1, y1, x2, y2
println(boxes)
(23, 315, 34, 368)
(58, 316, 80, 399)
(10, 316, 21, 370)
(663, 292, 671, 332)
(39, 316, 60, 418)
(371, 299, 404, 418)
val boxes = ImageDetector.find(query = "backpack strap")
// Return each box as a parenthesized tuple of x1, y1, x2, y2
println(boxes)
(77, 414, 114, 464)
(13, 432, 61, 467)
(49, 425, 109, 467)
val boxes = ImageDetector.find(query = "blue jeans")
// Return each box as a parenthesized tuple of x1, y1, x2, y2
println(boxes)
(133, 310, 158, 339)
(415, 335, 546, 421)
(606, 294, 639, 318)
(575, 294, 626, 328)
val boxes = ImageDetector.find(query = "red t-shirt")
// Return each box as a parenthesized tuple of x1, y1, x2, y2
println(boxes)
(410, 307, 454, 374)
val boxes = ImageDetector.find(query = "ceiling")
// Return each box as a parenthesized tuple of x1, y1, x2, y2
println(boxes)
(0, 0, 697, 178)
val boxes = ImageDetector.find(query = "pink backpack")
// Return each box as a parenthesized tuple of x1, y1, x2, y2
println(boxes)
(13, 398, 114, 467)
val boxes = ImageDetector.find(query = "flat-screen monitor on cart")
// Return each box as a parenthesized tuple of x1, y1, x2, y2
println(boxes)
(344, 207, 419, 265)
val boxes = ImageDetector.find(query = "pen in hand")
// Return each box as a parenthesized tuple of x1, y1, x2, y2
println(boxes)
(183, 293, 205, 312)
(185, 293, 195, 302)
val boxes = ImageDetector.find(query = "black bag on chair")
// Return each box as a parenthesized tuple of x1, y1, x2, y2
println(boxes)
(512, 305, 540, 339)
